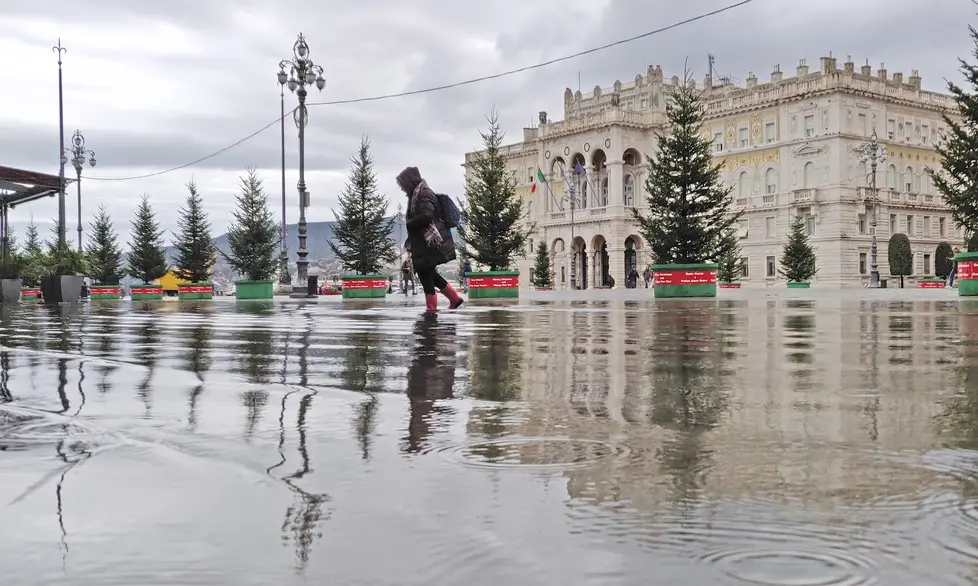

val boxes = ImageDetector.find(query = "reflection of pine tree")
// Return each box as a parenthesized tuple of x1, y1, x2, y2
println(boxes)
(135, 319, 161, 416)
(468, 310, 524, 401)
(280, 394, 329, 571)
(353, 395, 378, 460)
(90, 306, 119, 393)
(236, 327, 273, 437)
(342, 331, 386, 393)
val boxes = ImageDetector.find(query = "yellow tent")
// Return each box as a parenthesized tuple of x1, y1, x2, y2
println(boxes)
(155, 270, 190, 293)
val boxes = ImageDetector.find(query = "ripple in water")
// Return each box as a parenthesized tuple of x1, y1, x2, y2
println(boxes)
(429, 437, 630, 470)
(698, 547, 878, 586)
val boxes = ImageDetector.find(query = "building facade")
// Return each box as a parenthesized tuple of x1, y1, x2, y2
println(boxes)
(463, 55, 959, 289)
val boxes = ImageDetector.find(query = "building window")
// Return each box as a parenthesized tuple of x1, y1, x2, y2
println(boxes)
(528, 238, 534, 257)
(765, 122, 776, 144)
(599, 177, 609, 206)
(923, 216, 931, 236)
(887, 119, 896, 139)
(904, 167, 913, 192)
(858, 113, 867, 136)
(713, 132, 723, 152)
(804, 115, 815, 138)
(561, 266, 566, 283)
(740, 257, 749, 278)
(859, 252, 868, 274)
(803, 162, 816, 188)
(805, 214, 816, 236)
(739, 127, 749, 147)
(924, 253, 931, 275)
(765, 216, 776, 238)
(907, 215, 915, 236)
(887, 165, 897, 190)
(914, 172, 921, 193)
(623, 174, 634, 206)
(890, 214, 897, 234)
(738, 171, 751, 198)
(905, 122, 913, 141)
(766, 256, 776, 277)
(527, 167, 535, 183)
(857, 161, 868, 187)
(922, 124, 929, 145)
(940, 217, 947, 237)
(765, 168, 778, 194)
(738, 218, 749, 239)
(858, 213, 867, 234)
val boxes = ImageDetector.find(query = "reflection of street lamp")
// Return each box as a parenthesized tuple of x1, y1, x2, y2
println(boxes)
(61, 130, 96, 252)
(857, 131, 887, 288)
(277, 33, 326, 298)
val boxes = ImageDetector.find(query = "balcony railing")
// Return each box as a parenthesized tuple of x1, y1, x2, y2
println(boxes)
(791, 188, 817, 204)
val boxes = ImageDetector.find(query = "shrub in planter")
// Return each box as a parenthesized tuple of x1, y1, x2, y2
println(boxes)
(459, 111, 531, 299)
(716, 227, 743, 289)
(329, 137, 397, 299)
(85, 204, 124, 300)
(888, 233, 912, 288)
(0, 248, 26, 304)
(633, 70, 741, 299)
(531, 241, 554, 290)
(172, 180, 218, 300)
(19, 220, 45, 300)
(223, 168, 280, 300)
(779, 216, 817, 288)
(126, 195, 168, 300)
(40, 229, 87, 304)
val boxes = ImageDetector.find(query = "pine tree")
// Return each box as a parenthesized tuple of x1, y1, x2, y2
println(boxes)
(716, 228, 743, 284)
(85, 204, 123, 284)
(21, 218, 45, 286)
(224, 168, 280, 281)
(45, 220, 86, 276)
(2, 227, 16, 255)
(934, 26, 978, 233)
(778, 216, 817, 283)
(127, 195, 168, 284)
(23, 218, 41, 254)
(459, 111, 531, 271)
(531, 241, 552, 288)
(327, 136, 397, 274)
(172, 180, 217, 283)
(936, 241, 954, 278)
(888, 233, 913, 287)
(633, 71, 741, 265)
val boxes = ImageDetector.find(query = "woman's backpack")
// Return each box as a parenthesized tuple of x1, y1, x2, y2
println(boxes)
(436, 193, 461, 228)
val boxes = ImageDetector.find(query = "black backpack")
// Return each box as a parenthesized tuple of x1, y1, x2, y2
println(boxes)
(436, 193, 461, 228)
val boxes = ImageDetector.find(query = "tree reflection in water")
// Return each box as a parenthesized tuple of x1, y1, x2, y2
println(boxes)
(133, 314, 161, 416)
(342, 320, 387, 461)
(184, 325, 212, 432)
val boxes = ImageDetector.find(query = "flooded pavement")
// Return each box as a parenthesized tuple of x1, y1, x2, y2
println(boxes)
(2, 292, 978, 585)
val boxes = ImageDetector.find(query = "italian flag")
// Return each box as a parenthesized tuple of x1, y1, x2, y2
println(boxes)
(531, 168, 546, 193)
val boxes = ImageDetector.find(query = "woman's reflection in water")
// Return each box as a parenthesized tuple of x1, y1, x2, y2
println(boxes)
(403, 313, 457, 453)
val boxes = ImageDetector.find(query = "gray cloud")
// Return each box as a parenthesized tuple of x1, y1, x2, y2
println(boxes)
(1, 0, 976, 244)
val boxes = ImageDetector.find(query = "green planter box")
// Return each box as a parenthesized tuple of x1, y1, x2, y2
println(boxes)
(467, 271, 519, 299)
(90, 285, 121, 300)
(178, 282, 214, 300)
(341, 274, 388, 299)
(20, 287, 41, 302)
(235, 280, 274, 300)
(954, 252, 978, 296)
(131, 285, 163, 300)
(787, 282, 811, 289)
(917, 278, 945, 289)
(651, 263, 717, 298)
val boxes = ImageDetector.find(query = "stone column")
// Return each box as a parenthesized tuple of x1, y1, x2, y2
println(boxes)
(607, 160, 625, 211)
(609, 246, 626, 288)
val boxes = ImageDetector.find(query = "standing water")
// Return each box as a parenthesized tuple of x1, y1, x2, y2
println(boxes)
(1, 292, 977, 585)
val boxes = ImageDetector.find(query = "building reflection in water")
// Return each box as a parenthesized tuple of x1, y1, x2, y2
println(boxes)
(403, 313, 457, 454)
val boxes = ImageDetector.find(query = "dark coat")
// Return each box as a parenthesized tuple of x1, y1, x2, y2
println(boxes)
(397, 166, 456, 271)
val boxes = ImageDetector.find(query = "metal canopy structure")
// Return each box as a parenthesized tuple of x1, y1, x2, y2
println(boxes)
(0, 165, 71, 253)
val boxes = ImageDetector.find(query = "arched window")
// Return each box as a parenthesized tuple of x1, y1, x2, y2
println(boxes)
(905, 166, 914, 192)
(765, 168, 778, 194)
(803, 162, 815, 188)
(623, 174, 635, 205)
(738, 171, 751, 198)
(580, 179, 588, 209)
(887, 165, 897, 190)
(600, 177, 609, 206)
(857, 162, 867, 187)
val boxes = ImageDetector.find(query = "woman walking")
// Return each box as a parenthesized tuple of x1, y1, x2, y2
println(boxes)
(397, 166, 463, 311)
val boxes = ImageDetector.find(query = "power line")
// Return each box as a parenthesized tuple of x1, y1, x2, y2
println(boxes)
(86, 0, 754, 182)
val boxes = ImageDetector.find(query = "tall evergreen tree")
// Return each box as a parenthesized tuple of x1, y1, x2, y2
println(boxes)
(85, 204, 123, 284)
(778, 216, 817, 283)
(716, 227, 743, 284)
(934, 26, 978, 233)
(172, 180, 217, 283)
(21, 218, 45, 287)
(327, 136, 397, 274)
(23, 218, 41, 254)
(224, 168, 280, 281)
(633, 71, 741, 264)
(459, 111, 531, 271)
(127, 195, 168, 284)
(531, 241, 553, 288)
(888, 233, 913, 288)
(45, 219, 86, 275)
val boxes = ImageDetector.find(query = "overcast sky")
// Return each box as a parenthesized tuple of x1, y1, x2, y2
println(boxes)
(0, 0, 974, 246)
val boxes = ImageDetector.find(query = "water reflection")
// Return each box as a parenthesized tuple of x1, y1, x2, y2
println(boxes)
(4, 296, 978, 583)
(403, 313, 457, 454)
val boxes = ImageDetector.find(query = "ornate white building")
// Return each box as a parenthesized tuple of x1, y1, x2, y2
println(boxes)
(463, 55, 959, 289)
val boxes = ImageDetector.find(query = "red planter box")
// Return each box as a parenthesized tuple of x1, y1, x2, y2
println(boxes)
(917, 280, 946, 288)
(719, 283, 741, 289)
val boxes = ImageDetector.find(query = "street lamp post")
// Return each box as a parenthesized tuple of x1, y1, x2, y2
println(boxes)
(858, 131, 887, 288)
(278, 83, 289, 285)
(62, 130, 96, 252)
(277, 33, 325, 298)
(53, 39, 68, 249)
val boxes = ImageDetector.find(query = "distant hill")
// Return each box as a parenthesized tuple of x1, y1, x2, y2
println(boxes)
(163, 216, 408, 276)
